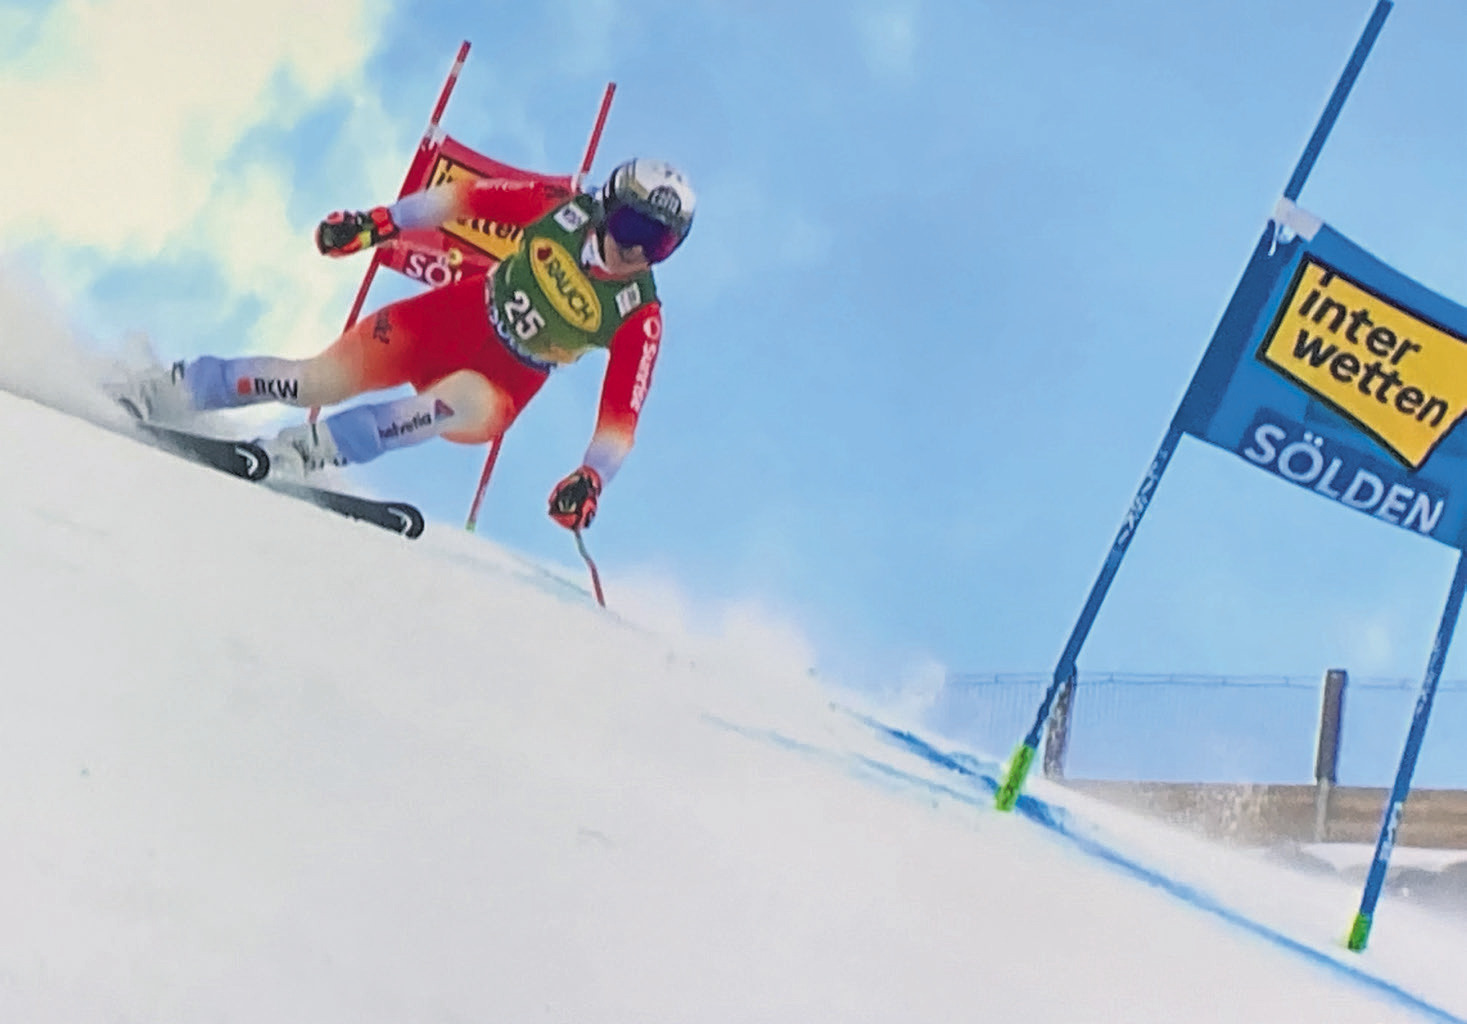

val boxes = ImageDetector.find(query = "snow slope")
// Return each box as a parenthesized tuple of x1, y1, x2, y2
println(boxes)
(2, 383, 1466, 1023)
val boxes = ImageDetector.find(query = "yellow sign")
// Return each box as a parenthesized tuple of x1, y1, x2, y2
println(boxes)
(529, 236, 601, 331)
(1258, 256, 1467, 468)
(427, 154, 524, 261)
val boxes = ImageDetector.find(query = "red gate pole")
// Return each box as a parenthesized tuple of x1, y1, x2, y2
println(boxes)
(573, 83, 616, 191)
(462, 81, 616, 531)
(345, 38, 470, 333)
(312, 41, 472, 423)
(463, 434, 502, 532)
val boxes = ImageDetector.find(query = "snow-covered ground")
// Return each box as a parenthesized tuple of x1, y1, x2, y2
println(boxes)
(3, 356, 1467, 1021)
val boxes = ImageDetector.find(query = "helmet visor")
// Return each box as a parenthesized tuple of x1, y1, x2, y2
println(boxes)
(605, 203, 684, 264)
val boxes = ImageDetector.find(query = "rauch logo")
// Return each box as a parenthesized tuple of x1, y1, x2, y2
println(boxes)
(529, 236, 602, 331)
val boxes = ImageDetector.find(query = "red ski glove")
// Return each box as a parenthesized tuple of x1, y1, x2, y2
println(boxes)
(315, 206, 399, 257)
(548, 466, 603, 531)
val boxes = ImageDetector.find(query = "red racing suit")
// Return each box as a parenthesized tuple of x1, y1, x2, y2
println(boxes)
(327, 177, 665, 484)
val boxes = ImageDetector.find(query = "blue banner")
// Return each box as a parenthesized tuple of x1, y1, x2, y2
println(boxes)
(1177, 201, 1467, 549)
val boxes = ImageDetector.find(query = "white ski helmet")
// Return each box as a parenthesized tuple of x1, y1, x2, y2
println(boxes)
(600, 158, 696, 263)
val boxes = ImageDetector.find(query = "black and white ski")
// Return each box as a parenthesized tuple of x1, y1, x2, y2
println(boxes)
(129, 420, 425, 538)
(134, 421, 270, 481)
(265, 480, 426, 538)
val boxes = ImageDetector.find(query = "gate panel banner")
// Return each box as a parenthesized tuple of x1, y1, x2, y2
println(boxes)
(1177, 201, 1467, 549)
(375, 134, 574, 290)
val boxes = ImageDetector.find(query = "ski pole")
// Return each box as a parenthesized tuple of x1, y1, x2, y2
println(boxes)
(573, 528, 606, 608)
(464, 434, 503, 531)
(314, 40, 471, 426)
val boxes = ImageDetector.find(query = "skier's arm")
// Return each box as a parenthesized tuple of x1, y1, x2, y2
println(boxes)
(316, 178, 572, 256)
(392, 177, 571, 231)
(580, 302, 663, 486)
(547, 303, 663, 531)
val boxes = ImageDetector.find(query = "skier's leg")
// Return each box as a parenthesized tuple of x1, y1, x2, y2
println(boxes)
(172, 352, 360, 411)
(180, 305, 424, 413)
(290, 370, 507, 468)
(132, 276, 492, 421)
(308, 274, 511, 404)
(290, 356, 550, 466)
(121, 321, 410, 421)
(264, 278, 549, 473)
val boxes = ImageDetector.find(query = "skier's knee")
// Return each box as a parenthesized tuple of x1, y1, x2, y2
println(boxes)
(422, 371, 510, 443)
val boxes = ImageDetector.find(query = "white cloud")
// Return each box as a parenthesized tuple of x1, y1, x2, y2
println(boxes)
(0, 0, 396, 357)
(854, 1, 920, 82)
(207, 163, 364, 360)
(0, 0, 383, 252)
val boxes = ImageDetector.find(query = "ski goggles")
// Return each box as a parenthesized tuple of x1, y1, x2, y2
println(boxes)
(605, 202, 686, 264)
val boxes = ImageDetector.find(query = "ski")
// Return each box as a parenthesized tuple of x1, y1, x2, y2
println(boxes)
(265, 480, 426, 539)
(133, 421, 270, 481)
(128, 419, 424, 538)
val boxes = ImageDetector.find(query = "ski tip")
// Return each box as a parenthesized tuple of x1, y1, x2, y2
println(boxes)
(389, 503, 426, 539)
(264, 480, 425, 538)
(132, 422, 269, 483)
(234, 443, 270, 481)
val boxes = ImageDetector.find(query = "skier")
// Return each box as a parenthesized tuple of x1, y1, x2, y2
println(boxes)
(117, 158, 696, 532)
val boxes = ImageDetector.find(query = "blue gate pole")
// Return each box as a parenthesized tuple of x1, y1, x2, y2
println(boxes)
(995, 424, 1183, 811)
(1347, 550, 1467, 952)
(994, 0, 1392, 813)
(1283, 0, 1392, 202)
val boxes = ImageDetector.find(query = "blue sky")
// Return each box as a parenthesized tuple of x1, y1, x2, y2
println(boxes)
(3, 0, 1467, 693)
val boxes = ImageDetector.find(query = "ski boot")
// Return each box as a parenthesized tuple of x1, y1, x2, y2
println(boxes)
(260, 421, 349, 477)
(112, 360, 197, 423)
